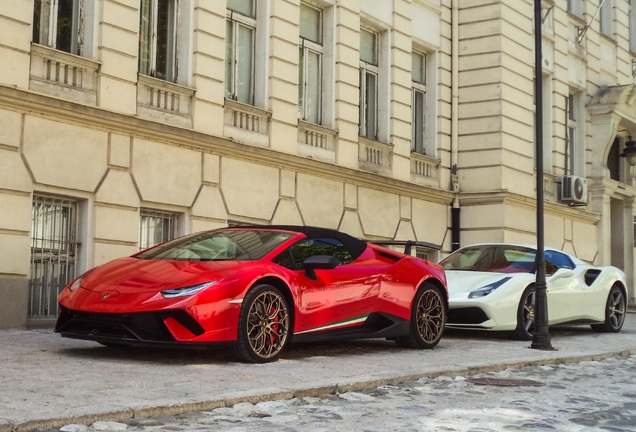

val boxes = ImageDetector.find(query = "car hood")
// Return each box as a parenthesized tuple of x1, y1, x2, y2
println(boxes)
(445, 270, 520, 295)
(79, 257, 246, 294)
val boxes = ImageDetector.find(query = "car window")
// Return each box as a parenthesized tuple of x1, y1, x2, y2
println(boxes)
(136, 230, 295, 261)
(273, 237, 353, 270)
(440, 245, 535, 273)
(545, 250, 575, 274)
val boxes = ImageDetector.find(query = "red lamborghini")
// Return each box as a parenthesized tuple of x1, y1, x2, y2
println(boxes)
(55, 226, 448, 363)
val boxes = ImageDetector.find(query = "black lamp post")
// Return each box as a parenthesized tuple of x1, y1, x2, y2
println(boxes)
(531, 0, 554, 351)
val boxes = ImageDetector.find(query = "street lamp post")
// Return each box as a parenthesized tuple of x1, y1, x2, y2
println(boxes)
(531, 0, 554, 351)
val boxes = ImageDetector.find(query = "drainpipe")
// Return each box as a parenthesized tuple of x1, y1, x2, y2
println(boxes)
(451, 0, 461, 251)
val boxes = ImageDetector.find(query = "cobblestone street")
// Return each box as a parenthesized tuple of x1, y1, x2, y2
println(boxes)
(51, 354, 636, 432)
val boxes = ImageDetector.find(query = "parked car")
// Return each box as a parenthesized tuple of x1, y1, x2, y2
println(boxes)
(55, 226, 448, 362)
(440, 243, 627, 340)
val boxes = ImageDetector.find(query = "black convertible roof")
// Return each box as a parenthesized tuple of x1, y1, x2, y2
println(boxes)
(240, 225, 368, 260)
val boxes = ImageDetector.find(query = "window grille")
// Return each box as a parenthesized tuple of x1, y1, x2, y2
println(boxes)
(140, 209, 177, 250)
(29, 195, 78, 319)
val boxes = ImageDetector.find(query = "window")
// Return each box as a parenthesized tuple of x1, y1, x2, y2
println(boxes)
(412, 51, 427, 154)
(226, 0, 256, 104)
(29, 195, 78, 319)
(359, 28, 378, 140)
(566, 92, 582, 176)
(298, 3, 323, 124)
(567, 0, 582, 17)
(545, 250, 575, 272)
(139, 0, 178, 81)
(33, 0, 83, 55)
(600, 0, 612, 37)
(274, 238, 353, 270)
(140, 209, 177, 250)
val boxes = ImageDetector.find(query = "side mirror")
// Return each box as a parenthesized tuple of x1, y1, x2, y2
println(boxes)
(303, 255, 339, 280)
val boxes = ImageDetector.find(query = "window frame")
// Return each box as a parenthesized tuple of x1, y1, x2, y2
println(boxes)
(273, 237, 353, 270)
(138, 0, 179, 82)
(225, 4, 257, 105)
(567, 0, 583, 17)
(32, 0, 83, 55)
(630, 0, 636, 53)
(566, 92, 583, 176)
(298, 2, 324, 125)
(600, 0, 613, 38)
(359, 27, 379, 141)
(411, 50, 427, 155)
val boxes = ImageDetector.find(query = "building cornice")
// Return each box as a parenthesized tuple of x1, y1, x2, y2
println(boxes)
(459, 190, 601, 224)
(0, 85, 455, 206)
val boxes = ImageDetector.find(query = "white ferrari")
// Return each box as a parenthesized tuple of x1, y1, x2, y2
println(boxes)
(440, 244, 628, 340)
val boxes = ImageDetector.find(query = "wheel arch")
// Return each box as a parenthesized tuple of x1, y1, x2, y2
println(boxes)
(421, 277, 449, 310)
(250, 276, 295, 333)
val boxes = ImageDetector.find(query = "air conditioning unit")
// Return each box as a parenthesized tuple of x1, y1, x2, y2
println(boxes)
(560, 175, 588, 206)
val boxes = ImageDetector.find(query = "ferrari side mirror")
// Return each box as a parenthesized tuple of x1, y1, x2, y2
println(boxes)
(303, 255, 339, 280)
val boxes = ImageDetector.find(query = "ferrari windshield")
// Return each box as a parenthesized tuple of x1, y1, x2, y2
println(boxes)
(440, 245, 536, 273)
(136, 230, 295, 261)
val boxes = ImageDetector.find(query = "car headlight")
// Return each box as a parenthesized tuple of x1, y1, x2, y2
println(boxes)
(468, 277, 512, 299)
(161, 281, 218, 299)
(69, 278, 82, 293)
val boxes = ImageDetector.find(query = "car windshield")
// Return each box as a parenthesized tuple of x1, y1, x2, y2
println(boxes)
(136, 230, 296, 261)
(440, 245, 536, 273)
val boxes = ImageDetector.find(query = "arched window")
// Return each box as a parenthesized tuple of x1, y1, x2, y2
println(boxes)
(607, 138, 621, 181)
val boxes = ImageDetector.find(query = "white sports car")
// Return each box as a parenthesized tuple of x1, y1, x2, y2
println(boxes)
(440, 244, 628, 340)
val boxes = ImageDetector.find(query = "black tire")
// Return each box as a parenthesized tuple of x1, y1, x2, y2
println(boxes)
(395, 283, 446, 349)
(512, 286, 535, 341)
(232, 284, 291, 363)
(591, 284, 626, 333)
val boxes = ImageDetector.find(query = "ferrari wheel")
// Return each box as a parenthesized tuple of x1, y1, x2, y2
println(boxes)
(512, 286, 535, 341)
(395, 283, 445, 349)
(591, 285, 626, 333)
(232, 284, 290, 363)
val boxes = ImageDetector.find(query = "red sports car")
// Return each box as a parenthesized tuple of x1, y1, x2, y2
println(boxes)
(55, 226, 448, 363)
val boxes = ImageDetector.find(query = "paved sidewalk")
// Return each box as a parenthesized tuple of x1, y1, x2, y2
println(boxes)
(1, 313, 635, 432)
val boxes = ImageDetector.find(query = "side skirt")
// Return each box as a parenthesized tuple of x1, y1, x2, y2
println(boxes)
(292, 313, 410, 344)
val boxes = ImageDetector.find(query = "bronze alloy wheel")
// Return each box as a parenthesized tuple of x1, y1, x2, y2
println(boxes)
(395, 283, 446, 349)
(246, 289, 290, 360)
(415, 287, 445, 344)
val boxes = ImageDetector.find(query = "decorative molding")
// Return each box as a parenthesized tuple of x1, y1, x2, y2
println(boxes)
(137, 75, 194, 128)
(29, 44, 99, 106)
(223, 99, 271, 148)
(358, 137, 392, 177)
(297, 120, 337, 163)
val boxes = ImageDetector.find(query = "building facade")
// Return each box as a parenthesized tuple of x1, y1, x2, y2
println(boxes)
(0, 0, 633, 329)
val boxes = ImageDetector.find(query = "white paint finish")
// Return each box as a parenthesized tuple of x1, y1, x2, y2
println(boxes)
(0, 109, 21, 148)
(0, 193, 31, 232)
(271, 199, 303, 225)
(360, 0, 392, 26)
(411, 3, 440, 48)
(109, 134, 131, 168)
(191, 185, 228, 220)
(94, 170, 140, 208)
(0, 150, 32, 193)
(94, 206, 139, 243)
(22, 116, 108, 192)
(357, 187, 400, 238)
(0, 233, 30, 275)
(221, 158, 279, 221)
(296, 173, 343, 228)
(411, 198, 447, 246)
(131, 138, 201, 207)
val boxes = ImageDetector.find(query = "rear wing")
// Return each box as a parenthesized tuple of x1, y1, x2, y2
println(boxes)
(369, 240, 441, 256)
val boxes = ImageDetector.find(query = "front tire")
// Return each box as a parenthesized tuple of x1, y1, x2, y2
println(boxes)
(395, 283, 446, 349)
(512, 286, 535, 341)
(591, 285, 626, 333)
(232, 285, 290, 363)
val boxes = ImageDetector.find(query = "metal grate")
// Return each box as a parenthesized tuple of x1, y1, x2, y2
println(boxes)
(607, 139, 621, 181)
(140, 209, 177, 250)
(29, 195, 78, 319)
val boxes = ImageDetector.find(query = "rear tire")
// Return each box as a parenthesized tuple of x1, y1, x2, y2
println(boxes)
(512, 286, 535, 341)
(395, 283, 446, 349)
(591, 284, 626, 333)
(232, 284, 290, 363)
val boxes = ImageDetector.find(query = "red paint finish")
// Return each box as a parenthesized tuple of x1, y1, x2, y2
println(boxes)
(56, 227, 448, 348)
